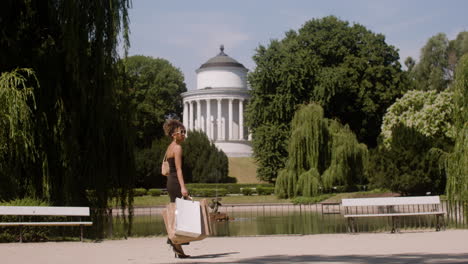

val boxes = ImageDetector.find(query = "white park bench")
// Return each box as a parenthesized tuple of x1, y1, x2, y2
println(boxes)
(342, 196, 445, 233)
(0, 206, 93, 242)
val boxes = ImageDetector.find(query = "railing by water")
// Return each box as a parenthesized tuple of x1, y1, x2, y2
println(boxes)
(103, 199, 467, 238)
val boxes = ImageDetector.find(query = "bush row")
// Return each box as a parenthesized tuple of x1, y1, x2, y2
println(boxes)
(132, 188, 162, 197)
(186, 183, 274, 194)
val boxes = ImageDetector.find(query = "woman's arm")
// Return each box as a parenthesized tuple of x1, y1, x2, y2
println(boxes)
(174, 144, 188, 197)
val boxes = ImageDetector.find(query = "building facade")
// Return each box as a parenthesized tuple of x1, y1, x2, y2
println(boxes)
(181, 45, 252, 157)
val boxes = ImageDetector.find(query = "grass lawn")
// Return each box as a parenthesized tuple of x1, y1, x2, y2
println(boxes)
(132, 195, 291, 207)
(228, 157, 264, 184)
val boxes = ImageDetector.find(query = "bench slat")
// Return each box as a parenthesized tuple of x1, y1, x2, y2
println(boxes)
(344, 211, 445, 218)
(0, 206, 90, 216)
(0, 222, 93, 226)
(342, 196, 440, 207)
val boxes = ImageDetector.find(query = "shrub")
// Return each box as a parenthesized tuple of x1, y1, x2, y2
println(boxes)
(241, 188, 255, 196)
(133, 188, 147, 196)
(148, 189, 162, 196)
(186, 183, 273, 194)
(256, 186, 275, 195)
(190, 188, 228, 197)
(291, 194, 333, 205)
(0, 198, 57, 242)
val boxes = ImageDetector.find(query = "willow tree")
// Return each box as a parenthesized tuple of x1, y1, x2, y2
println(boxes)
(0, 69, 38, 200)
(1, 1, 134, 237)
(275, 104, 368, 198)
(446, 54, 468, 200)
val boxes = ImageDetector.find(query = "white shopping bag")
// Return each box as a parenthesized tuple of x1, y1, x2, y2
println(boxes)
(175, 198, 202, 237)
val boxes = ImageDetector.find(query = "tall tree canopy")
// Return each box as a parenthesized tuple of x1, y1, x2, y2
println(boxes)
(246, 16, 408, 182)
(122, 55, 187, 148)
(275, 104, 368, 198)
(408, 31, 468, 91)
(369, 124, 447, 196)
(446, 54, 468, 200)
(122, 56, 187, 188)
(380, 90, 455, 148)
(0, 69, 38, 199)
(0, 0, 134, 237)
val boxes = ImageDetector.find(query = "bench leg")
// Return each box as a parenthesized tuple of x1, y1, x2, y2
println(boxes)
(19, 225, 23, 243)
(347, 218, 356, 233)
(436, 214, 445, 231)
(391, 216, 400, 233)
(80, 225, 83, 242)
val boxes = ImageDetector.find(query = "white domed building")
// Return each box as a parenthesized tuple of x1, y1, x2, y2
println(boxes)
(181, 45, 252, 157)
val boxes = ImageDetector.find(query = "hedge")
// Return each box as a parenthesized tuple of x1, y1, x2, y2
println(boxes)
(190, 188, 228, 197)
(148, 189, 162, 197)
(186, 183, 273, 194)
(133, 188, 147, 196)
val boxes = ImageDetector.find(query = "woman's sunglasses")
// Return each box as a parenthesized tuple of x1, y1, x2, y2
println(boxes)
(174, 129, 186, 135)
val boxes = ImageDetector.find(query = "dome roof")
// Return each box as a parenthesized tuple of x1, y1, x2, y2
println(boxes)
(199, 45, 247, 69)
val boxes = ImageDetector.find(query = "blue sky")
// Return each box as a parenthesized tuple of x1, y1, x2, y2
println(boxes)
(127, 0, 468, 90)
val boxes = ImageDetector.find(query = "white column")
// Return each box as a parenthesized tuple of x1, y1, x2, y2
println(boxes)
(196, 99, 201, 131)
(183, 101, 188, 129)
(239, 99, 244, 140)
(189, 101, 194, 131)
(228, 98, 233, 140)
(206, 99, 211, 139)
(217, 99, 222, 140)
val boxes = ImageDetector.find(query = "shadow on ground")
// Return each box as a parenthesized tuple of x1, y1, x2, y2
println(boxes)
(178, 253, 468, 264)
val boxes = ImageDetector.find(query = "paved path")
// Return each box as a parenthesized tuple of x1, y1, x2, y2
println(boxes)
(2, 230, 468, 264)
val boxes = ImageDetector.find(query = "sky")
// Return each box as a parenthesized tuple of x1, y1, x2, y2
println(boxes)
(126, 0, 468, 90)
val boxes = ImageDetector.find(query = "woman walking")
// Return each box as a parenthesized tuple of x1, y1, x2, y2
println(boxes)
(163, 119, 190, 258)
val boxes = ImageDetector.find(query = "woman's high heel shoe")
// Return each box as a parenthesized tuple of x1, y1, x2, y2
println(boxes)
(168, 239, 190, 258)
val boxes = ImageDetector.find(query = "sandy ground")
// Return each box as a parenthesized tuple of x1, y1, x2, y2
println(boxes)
(2, 230, 468, 264)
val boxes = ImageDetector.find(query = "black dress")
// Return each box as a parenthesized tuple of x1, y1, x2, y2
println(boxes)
(167, 157, 182, 202)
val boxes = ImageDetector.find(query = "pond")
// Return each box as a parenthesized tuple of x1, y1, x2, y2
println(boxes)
(108, 204, 447, 238)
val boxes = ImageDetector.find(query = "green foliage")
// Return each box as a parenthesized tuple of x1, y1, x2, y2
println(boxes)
(381, 90, 455, 148)
(408, 31, 468, 91)
(190, 188, 228, 197)
(246, 16, 408, 182)
(122, 55, 187, 148)
(241, 188, 255, 196)
(290, 194, 333, 205)
(256, 186, 275, 195)
(275, 104, 368, 198)
(0, 1, 135, 238)
(369, 124, 447, 195)
(147, 189, 162, 197)
(135, 136, 171, 188)
(0, 198, 55, 242)
(446, 54, 468, 200)
(186, 183, 273, 194)
(0, 69, 38, 200)
(182, 131, 229, 183)
(133, 188, 147, 197)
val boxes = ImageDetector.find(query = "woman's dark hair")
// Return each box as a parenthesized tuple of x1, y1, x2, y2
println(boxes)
(163, 119, 184, 137)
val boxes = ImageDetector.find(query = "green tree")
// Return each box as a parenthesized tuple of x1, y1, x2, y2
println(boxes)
(0, 0, 134, 238)
(446, 54, 468, 200)
(182, 131, 231, 183)
(0, 69, 38, 199)
(408, 31, 468, 91)
(246, 16, 407, 182)
(369, 124, 447, 195)
(122, 55, 187, 148)
(380, 90, 455, 148)
(275, 104, 368, 198)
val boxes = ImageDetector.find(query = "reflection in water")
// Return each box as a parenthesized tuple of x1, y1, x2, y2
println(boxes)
(109, 204, 446, 238)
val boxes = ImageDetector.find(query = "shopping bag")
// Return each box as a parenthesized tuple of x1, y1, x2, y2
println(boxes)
(163, 199, 211, 244)
(175, 198, 201, 237)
